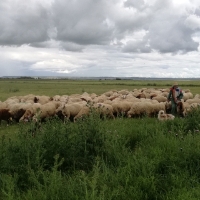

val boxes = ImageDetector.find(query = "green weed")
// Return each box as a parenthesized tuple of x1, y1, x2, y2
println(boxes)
(1, 110, 200, 199)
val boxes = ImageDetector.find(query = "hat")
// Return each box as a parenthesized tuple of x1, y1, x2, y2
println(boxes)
(173, 82, 178, 86)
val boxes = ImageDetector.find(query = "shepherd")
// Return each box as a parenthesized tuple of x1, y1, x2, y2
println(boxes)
(167, 82, 183, 115)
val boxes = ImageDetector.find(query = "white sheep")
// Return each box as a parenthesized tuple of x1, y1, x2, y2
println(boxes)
(4, 97, 20, 105)
(152, 95, 167, 103)
(20, 94, 36, 103)
(127, 102, 153, 118)
(183, 92, 193, 102)
(194, 94, 200, 99)
(61, 102, 87, 122)
(186, 98, 200, 104)
(0, 101, 7, 110)
(53, 95, 61, 101)
(73, 105, 91, 122)
(93, 103, 115, 119)
(7, 102, 32, 122)
(19, 103, 42, 122)
(182, 102, 200, 116)
(111, 101, 133, 117)
(32, 101, 62, 122)
(35, 95, 51, 105)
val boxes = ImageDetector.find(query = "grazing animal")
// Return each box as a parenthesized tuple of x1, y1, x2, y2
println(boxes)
(0, 109, 12, 124)
(158, 110, 175, 121)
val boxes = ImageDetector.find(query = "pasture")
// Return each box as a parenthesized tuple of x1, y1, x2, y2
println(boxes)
(0, 78, 200, 199)
(1, 78, 200, 101)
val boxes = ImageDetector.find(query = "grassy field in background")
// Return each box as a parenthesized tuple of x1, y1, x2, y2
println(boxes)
(0, 78, 200, 101)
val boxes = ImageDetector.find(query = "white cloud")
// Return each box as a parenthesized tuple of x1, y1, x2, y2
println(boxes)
(0, 0, 200, 77)
(185, 14, 200, 30)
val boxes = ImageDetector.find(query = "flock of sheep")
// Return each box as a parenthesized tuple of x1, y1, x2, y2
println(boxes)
(0, 87, 200, 124)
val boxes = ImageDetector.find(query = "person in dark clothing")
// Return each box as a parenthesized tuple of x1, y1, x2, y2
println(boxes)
(167, 82, 183, 115)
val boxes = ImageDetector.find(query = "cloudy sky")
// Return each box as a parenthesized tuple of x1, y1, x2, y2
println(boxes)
(1, 0, 200, 78)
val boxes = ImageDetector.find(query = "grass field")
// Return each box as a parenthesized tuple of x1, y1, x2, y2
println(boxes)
(0, 78, 200, 199)
(0, 78, 200, 101)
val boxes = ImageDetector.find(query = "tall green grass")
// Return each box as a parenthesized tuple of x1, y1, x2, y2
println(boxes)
(1, 108, 200, 199)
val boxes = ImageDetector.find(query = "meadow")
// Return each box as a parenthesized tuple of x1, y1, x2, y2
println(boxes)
(0, 78, 200, 199)
(1, 78, 200, 101)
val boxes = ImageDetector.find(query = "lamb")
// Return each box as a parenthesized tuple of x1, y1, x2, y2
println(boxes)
(158, 110, 175, 121)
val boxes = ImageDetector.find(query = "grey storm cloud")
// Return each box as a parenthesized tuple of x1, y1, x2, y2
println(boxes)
(0, 0, 51, 46)
(124, 0, 146, 11)
(51, 0, 115, 45)
(1, 0, 200, 78)
(122, 40, 151, 53)
(121, 0, 200, 53)
(0, 0, 199, 54)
